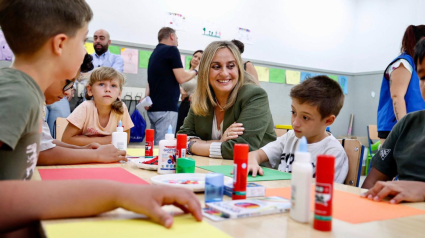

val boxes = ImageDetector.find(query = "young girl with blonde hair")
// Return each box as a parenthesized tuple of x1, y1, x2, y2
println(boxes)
(62, 67, 134, 146)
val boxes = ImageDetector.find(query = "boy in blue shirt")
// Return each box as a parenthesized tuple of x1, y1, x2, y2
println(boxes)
(0, 0, 201, 234)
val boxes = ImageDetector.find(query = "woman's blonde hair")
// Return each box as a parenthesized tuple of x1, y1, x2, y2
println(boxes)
(85, 67, 126, 115)
(191, 41, 255, 116)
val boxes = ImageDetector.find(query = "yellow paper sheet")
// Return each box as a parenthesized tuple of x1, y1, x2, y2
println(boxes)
(127, 148, 159, 157)
(254, 66, 270, 82)
(84, 42, 95, 54)
(286, 70, 301, 85)
(45, 215, 231, 238)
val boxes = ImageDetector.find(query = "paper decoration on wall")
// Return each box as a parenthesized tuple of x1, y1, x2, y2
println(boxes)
(300, 72, 316, 83)
(339, 75, 348, 94)
(269, 68, 285, 84)
(180, 55, 186, 69)
(286, 70, 301, 85)
(202, 21, 221, 38)
(185, 56, 192, 70)
(328, 74, 338, 81)
(236, 27, 253, 45)
(139, 50, 152, 69)
(84, 42, 95, 55)
(121, 48, 138, 74)
(254, 66, 270, 82)
(0, 30, 13, 61)
(109, 45, 121, 55)
(165, 12, 186, 31)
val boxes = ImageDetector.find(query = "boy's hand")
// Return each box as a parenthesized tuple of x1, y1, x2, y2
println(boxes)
(117, 185, 202, 228)
(361, 181, 425, 204)
(247, 151, 263, 177)
(95, 144, 127, 163)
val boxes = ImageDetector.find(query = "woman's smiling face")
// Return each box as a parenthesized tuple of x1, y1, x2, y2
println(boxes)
(208, 48, 239, 98)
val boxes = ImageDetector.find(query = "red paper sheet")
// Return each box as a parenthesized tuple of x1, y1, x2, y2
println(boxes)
(39, 167, 149, 185)
(266, 187, 425, 224)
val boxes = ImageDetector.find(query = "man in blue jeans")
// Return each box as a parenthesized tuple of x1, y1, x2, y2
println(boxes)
(145, 27, 198, 144)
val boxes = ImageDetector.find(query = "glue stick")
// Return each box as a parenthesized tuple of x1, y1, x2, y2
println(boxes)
(176, 134, 187, 158)
(145, 129, 154, 158)
(313, 155, 335, 232)
(232, 144, 249, 200)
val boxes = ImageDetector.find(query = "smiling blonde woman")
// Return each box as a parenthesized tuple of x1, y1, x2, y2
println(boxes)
(177, 41, 276, 159)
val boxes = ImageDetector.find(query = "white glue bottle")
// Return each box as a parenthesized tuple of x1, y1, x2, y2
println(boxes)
(290, 136, 313, 223)
(112, 120, 127, 151)
(157, 125, 177, 174)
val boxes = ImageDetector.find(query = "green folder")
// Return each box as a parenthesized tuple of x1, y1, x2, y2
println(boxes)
(197, 165, 291, 181)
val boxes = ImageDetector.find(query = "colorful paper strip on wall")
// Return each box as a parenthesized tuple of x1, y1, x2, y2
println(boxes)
(269, 68, 286, 84)
(255, 66, 270, 82)
(121, 48, 139, 74)
(139, 50, 152, 69)
(286, 70, 301, 85)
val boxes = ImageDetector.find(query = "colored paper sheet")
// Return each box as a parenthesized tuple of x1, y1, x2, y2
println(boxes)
(181, 55, 186, 69)
(286, 70, 301, 85)
(0, 30, 13, 61)
(265, 187, 425, 224)
(328, 74, 338, 81)
(109, 45, 121, 55)
(127, 148, 159, 157)
(165, 12, 187, 31)
(84, 42, 95, 55)
(45, 215, 231, 238)
(300, 72, 316, 83)
(254, 66, 270, 82)
(269, 68, 286, 84)
(185, 56, 192, 70)
(139, 50, 152, 69)
(197, 165, 291, 181)
(236, 27, 253, 45)
(339, 75, 348, 94)
(39, 167, 149, 185)
(202, 21, 221, 38)
(121, 48, 139, 74)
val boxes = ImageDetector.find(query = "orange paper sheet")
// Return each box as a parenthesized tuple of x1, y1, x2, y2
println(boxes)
(266, 187, 425, 224)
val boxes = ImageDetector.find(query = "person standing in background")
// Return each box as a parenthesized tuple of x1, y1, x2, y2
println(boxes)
(145, 27, 198, 144)
(176, 50, 203, 133)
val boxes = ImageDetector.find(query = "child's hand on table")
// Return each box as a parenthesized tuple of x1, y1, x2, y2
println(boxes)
(95, 144, 127, 163)
(116, 184, 202, 228)
(361, 181, 425, 204)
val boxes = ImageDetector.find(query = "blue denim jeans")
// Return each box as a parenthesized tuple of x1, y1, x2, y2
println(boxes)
(46, 98, 71, 138)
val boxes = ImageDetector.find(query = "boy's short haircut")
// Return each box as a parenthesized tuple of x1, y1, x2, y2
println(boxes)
(290, 75, 344, 119)
(0, 0, 93, 55)
(414, 38, 425, 70)
(158, 27, 176, 42)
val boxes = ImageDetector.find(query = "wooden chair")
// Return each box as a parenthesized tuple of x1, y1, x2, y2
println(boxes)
(366, 125, 380, 174)
(338, 139, 365, 187)
(55, 117, 68, 141)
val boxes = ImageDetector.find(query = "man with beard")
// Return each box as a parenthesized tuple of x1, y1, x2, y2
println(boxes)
(91, 29, 124, 72)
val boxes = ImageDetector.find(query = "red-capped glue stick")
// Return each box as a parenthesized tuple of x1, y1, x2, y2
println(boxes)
(176, 134, 187, 158)
(314, 155, 335, 232)
(145, 129, 154, 158)
(232, 144, 249, 200)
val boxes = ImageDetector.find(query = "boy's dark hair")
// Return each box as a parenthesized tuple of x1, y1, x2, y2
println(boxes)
(401, 25, 425, 57)
(290, 75, 344, 119)
(158, 27, 176, 42)
(81, 53, 94, 73)
(0, 0, 93, 55)
(414, 38, 425, 70)
(231, 39, 245, 54)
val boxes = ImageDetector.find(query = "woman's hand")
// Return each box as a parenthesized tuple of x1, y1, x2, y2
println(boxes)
(221, 123, 244, 142)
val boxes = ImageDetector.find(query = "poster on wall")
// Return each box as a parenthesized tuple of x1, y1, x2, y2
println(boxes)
(286, 70, 301, 85)
(0, 30, 13, 61)
(165, 12, 186, 31)
(338, 75, 348, 94)
(202, 21, 221, 38)
(121, 48, 138, 74)
(300, 72, 316, 83)
(235, 27, 253, 45)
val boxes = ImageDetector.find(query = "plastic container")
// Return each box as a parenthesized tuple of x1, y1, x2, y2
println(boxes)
(313, 155, 335, 232)
(157, 125, 177, 174)
(176, 157, 195, 173)
(176, 134, 187, 158)
(112, 120, 127, 151)
(205, 173, 224, 203)
(290, 136, 313, 223)
(145, 129, 154, 158)
(232, 144, 249, 200)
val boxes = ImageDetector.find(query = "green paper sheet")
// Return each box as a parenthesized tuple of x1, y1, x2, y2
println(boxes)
(109, 45, 121, 55)
(269, 68, 286, 84)
(328, 74, 338, 81)
(185, 56, 192, 70)
(139, 50, 152, 68)
(197, 165, 291, 181)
